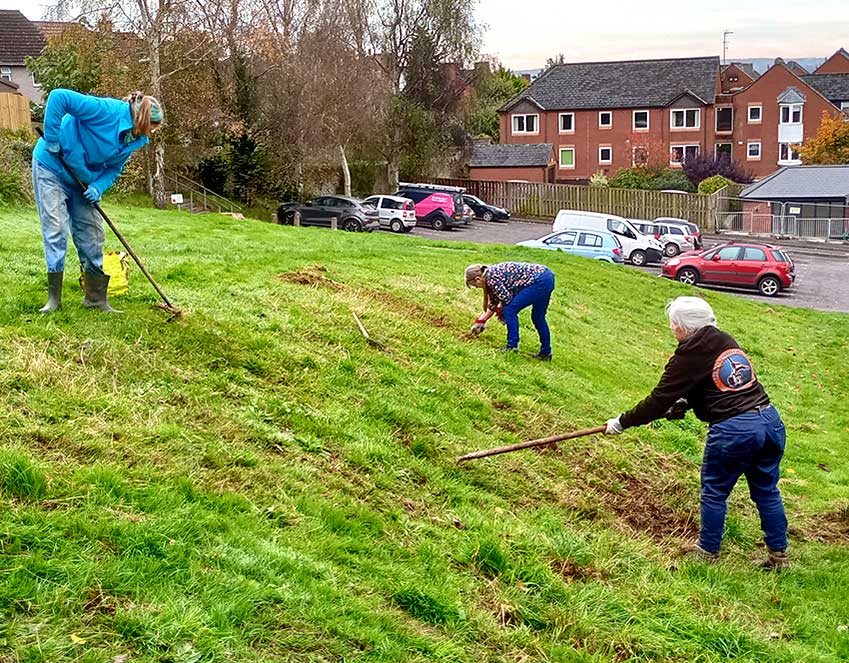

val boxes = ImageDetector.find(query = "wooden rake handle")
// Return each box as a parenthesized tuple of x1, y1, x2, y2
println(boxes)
(456, 425, 607, 462)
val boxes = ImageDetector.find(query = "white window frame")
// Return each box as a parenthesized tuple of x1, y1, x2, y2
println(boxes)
(559, 147, 575, 169)
(31, 71, 41, 88)
(558, 112, 574, 134)
(841, 101, 849, 111)
(747, 104, 762, 124)
(632, 110, 649, 131)
(598, 111, 613, 128)
(715, 106, 733, 133)
(778, 143, 800, 164)
(670, 108, 701, 130)
(747, 141, 761, 161)
(669, 144, 700, 166)
(0, 67, 11, 82)
(512, 113, 539, 135)
(779, 104, 803, 125)
(598, 145, 612, 164)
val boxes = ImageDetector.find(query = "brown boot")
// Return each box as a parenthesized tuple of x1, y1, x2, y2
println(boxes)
(684, 544, 720, 564)
(761, 547, 789, 571)
(83, 272, 122, 313)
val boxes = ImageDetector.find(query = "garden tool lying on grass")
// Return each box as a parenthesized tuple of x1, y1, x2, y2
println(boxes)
(456, 425, 606, 462)
(35, 128, 181, 318)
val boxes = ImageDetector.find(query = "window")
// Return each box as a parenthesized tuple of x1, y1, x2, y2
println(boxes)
(671, 108, 700, 129)
(780, 104, 802, 124)
(669, 226, 684, 236)
(512, 114, 538, 134)
(598, 146, 612, 163)
(547, 231, 575, 246)
(715, 107, 733, 132)
(771, 250, 790, 263)
(715, 143, 732, 158)
(559, 112, 574, 133)
(632, 146, 648, 166)
(779, 143, 800, 163)
(747, 141, 761, 160)
(742, 247, 767, 261)
(633, 110, 649, 130)
(607, 219, 636, 239)
(559, 147, 575, 169)
(31, 70, 41, 87)
(0, 67, 11, 82)
(598, 111, 612, 128)
(670, 144, 699, 165)
(381, 198, 403, 210)
(707, 246, 742, 261)
(840, 101, 849, 113)
(748, 105, 762, 123)
(578, 232, 602, 248)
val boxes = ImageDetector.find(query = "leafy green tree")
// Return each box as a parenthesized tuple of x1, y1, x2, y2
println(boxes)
(24, 24, 103, 96)
(465, 66, 528, 141)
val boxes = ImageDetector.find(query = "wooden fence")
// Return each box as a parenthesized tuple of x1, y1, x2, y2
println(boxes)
(0, 93, 31, 131)
(434, 177, 736, 230)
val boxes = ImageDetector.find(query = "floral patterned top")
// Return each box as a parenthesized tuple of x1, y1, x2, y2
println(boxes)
(484, 262, 548, 308)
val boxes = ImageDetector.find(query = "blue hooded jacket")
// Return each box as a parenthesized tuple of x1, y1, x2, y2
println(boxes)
(33, 89, 149, 195)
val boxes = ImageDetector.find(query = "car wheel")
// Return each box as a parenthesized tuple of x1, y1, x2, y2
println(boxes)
(677, 267, 699, 286)
(432, 216, 447, 231)
(281, 211, 295, 225)
(343, 218, 361, 232)
(629, 249, 647, 266)
(390, 219, 404, 233)
(758, 275, 781, 297)
(482, 210, 494, 222)
(664, 242, 680, 257)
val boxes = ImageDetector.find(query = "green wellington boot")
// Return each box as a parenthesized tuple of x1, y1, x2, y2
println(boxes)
(39, 272, 64, 313)
(83, 272, 122, 313)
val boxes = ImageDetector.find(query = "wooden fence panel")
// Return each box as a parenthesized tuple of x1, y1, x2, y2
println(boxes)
(433, 177, 721, 229)
(0, 94, 32, 131)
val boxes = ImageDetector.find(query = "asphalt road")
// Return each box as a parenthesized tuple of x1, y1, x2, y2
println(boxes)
(388, 218, 849, 314)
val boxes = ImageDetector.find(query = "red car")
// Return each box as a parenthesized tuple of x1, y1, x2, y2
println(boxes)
(661, 242, 795, 297)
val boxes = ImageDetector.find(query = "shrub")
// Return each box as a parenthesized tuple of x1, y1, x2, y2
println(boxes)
(608, 167, 652, 189)
(683, 153, 754, 187)
(645, 169, 695, 192)
(0, 129, 35, 205)
(589, 171, 609, 188)
(698, 174, 734, 195)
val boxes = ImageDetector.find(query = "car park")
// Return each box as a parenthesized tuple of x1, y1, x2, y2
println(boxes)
(362, 194, 417, 233)
(631, 219, 697, 257)
(517, 229, 624, 263)
(277, 196, 380, 231)
(553, 209, 663, 266)
(462, 194, 510, 222)
(661, 242, 794, 296)
(395, 182, 466, 230)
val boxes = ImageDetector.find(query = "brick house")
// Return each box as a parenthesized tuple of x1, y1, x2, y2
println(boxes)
(0, 10, 46, 103)
(492, 51, 849, 183)
(468, 142, 554, 182)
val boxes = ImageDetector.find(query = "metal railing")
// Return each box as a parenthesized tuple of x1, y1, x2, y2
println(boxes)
(164, 171, 243, 214)
(715, 211, 849, 240)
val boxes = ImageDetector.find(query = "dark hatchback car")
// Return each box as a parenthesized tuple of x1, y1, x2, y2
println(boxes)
(662, 242, 795, 297)
(462, 194, 510, 222)
(277, 196, 380, 232)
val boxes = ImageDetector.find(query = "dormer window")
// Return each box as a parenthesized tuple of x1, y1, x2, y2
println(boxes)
(780, 104, 802, 124)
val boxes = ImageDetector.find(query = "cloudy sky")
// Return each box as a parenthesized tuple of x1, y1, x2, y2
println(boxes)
(5, 0, 849, 70)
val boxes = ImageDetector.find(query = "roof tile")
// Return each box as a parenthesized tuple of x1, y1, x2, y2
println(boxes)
(0, 10, 46, 64)
(470, 143, 553, 168)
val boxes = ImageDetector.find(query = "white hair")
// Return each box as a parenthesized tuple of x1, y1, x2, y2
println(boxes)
(665, 296, 716, 336)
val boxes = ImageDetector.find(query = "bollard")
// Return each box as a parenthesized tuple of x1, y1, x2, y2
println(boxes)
(272, 212, 278, 224)
(331, 216, 338, 230)
(294, 210, 301, 227)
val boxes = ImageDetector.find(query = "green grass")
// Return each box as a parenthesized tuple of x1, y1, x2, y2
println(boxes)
(1, 203, 848, 662)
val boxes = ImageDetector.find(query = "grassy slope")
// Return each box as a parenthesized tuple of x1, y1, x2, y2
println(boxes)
(0, 204, 847, 663)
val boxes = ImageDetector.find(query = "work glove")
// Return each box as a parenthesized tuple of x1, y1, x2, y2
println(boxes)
(665, 398, 690, 420)
(83, 185, 101, 204)
(45, 141, 61, 155)
(470, 320, 486, 335)
(605, 415, 624, 435)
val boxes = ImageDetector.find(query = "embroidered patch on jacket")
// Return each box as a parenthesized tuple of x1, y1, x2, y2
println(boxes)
(712, 348, 756, 392)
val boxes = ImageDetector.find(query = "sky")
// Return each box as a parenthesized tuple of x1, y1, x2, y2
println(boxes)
(4, 0, 849, 70)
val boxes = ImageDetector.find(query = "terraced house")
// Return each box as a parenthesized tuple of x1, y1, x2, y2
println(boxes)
(486, 50, 849, 183)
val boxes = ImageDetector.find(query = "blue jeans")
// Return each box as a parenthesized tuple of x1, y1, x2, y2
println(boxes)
(502, 269, 555, 355)
(33, 159, 105, 275)
(700, 404, 788, 553)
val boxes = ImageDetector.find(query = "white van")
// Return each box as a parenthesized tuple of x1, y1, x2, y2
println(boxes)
(552, 210, 664, 266)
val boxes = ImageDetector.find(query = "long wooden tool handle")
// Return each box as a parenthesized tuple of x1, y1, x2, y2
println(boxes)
(456, 425, 606, 462)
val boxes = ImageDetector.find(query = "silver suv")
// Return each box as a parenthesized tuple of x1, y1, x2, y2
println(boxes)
(631, 219, 698, 257)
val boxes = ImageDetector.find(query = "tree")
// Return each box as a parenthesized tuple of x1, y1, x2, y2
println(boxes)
(465, 65, 528, 141)
(682, 153, 753, 187)
(25, 23, 104, 97)
(798, 112, 849, 164)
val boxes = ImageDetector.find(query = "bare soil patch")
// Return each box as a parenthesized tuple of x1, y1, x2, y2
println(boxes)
(277, 265, 342, 289)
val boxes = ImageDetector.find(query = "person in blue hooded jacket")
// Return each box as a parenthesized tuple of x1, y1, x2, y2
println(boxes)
(33, 89, 163, 313)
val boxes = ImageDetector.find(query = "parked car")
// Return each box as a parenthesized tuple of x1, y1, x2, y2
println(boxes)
(630, 219, 697, 257)
(277, 196, 380, 232)
(395, 182, 465, 230)
(462, 194, 510, 222)
(553, 209, 663, 266)
(362, 194, 417, 233)
(661, 242, 794, 297)
(517, 229, 624, 264)
(654, 216, 703, 249)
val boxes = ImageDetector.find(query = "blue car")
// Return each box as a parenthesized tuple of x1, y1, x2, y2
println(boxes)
(517, 229, 624, 264)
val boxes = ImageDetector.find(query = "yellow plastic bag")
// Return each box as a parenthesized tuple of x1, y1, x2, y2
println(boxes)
(79, 251, 130, 296)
